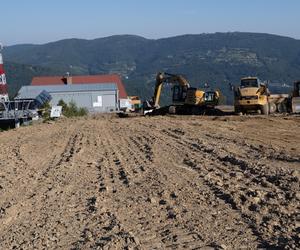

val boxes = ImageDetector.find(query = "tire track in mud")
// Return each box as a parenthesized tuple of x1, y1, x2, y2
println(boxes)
(1, 116, 298, 249)
(110, 124, 156, 168)
(94, 125, 159, 195)
(0, 126, 69, 220)
(156, 117, 300, 163)
(203, 133, 300, 164)
(98, 124, 157, 190)
(0, 142, 30, 207)
(25, 130, 98, 249)
(72, 210, 139, 249)
(0, 128, 72, 228)
(71, 172, 140, 250)
(110, 127, 238, 248)
(154, 125, 299, 248)
(155, 120, 297, 189)
(0, 130, 87, 249)
(128, 128, 253, 248)
(95, 118, 298, 248)
(0, 142, 31, 223)
(40, 132, 84, 178)
(11, 144, 29, 167)
(70, 124, 143, 249)
(89, 123, 211, 249)
(96, 130, 131, 191)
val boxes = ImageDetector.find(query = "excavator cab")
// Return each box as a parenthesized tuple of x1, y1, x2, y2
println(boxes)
(293, 81, 300, 97)
(172, 85, 187, 104)
(149, 72, 190, 109)
(292, 81, 300, 113)
(240, 78, 259, 88)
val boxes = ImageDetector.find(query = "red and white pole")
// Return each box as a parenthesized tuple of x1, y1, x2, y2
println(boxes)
(0, 43, 9, 101)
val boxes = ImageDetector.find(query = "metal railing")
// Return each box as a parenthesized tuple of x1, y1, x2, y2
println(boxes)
(0, 100, 35, 120)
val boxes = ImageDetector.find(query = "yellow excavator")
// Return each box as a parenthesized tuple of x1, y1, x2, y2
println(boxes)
(144, 72, 220, 115)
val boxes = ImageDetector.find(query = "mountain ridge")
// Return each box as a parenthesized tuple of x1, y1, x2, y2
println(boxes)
(5, 32, 300, 47)
(3, 32, 300, 102)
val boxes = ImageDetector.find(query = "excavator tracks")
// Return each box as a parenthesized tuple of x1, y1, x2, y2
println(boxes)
(0, 115, 299, 249)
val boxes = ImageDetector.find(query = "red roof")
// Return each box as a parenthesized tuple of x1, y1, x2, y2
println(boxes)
(31, 74, 127, 99)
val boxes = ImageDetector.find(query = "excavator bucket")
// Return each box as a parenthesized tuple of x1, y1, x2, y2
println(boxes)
(292, 97, 300, 113)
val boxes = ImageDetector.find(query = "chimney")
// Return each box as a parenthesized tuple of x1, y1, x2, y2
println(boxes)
(62, 72, 72, 85)
(0, 43, 9, 101)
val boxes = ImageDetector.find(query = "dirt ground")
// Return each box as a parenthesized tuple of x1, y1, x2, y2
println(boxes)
(0, 114, 299, 249)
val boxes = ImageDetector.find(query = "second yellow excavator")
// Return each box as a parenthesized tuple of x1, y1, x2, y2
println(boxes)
(144, 72, 220, 115)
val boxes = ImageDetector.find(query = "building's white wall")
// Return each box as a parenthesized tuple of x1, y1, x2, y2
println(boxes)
(50, 90, 118, 113)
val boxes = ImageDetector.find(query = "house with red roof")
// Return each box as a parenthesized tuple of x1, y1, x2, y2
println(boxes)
(31, 74, 128, 99)
(17, 74, 129, 113)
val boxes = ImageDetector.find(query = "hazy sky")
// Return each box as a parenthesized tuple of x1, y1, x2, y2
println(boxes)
(1, 0, 299, 45)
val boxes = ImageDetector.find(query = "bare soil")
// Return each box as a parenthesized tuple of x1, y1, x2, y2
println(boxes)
(0, 114, 299, 249)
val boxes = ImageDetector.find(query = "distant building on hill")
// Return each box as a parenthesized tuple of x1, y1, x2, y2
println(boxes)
(16, 74, 130, 113)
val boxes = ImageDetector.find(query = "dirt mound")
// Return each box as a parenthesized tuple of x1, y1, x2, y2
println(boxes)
(0, 115, 299, 249)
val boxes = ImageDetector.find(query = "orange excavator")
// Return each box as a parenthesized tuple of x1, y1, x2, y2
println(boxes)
(144, 72, 220, 115)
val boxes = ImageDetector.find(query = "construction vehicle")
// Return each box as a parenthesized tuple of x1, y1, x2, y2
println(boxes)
(128, 96, 142, 112)
(144, 72, 220, 115)
(291, 80, 300, 113)
(232, 77, 293, 115)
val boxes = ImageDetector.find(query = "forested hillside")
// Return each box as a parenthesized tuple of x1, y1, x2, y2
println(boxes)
(4, 32, 300, 102)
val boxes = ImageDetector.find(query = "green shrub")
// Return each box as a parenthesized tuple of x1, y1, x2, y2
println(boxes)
(58, 99, 88, 118)
(41, 101, 51, 121)
(58, 99, 68, 111)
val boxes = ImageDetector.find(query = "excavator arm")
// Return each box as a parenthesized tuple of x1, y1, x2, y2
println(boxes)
(152, 73, 164, 107)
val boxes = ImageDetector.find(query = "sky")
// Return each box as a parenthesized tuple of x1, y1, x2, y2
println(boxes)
(0, 0, 299, 45)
